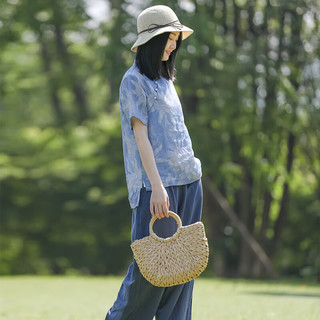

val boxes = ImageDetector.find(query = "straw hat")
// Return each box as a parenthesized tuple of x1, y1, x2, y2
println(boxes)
(131, 5, 193, 52)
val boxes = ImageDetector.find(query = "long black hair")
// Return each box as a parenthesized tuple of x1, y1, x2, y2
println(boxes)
(135, 32, 182, 81)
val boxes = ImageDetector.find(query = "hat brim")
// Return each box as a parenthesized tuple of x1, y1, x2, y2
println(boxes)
(131, 25, 193, 52)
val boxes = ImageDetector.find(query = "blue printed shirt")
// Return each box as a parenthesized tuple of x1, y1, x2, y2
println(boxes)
(119, 62, 202, 209)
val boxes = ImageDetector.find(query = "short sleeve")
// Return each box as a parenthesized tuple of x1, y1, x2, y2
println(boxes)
(120, 74, 148, 128)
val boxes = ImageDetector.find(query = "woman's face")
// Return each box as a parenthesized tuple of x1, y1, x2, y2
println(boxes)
(162, 32, 180, 61)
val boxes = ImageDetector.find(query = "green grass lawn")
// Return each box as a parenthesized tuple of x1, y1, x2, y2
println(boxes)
(0, 276, 319, 320)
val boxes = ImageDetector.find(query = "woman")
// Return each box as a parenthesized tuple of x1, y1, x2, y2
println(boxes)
(105, 5, 202, 320)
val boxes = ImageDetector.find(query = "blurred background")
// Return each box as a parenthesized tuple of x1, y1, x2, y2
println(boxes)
(0, 0, 319, 281)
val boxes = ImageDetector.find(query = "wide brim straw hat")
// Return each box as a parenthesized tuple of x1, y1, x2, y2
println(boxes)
(131, 5, 193, 52)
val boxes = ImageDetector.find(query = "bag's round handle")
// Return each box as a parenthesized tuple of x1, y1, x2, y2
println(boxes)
(149, 211, 182, 239)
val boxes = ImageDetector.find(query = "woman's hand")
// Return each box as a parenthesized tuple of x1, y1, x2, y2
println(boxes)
(150, 184, 170, 219)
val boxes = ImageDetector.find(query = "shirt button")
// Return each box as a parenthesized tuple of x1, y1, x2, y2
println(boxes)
(155, 88, 158, 92)
(154, 96, 157, 100)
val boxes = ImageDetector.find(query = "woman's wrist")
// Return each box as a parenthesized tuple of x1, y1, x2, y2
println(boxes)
(150, 180, 163, 189)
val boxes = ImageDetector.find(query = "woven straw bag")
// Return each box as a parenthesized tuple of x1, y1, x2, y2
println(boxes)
(131, 211, 209, 287)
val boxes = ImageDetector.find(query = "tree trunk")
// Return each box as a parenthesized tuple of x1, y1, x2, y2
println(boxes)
(221, 0, 228, 35)
(52, 5, 89, 122)
(259, 190, 273, 245)
(271, 132, 295, 257)
(203, 183, 227, 277)
(38, 33, 64, 124)
(247, 0, 257, 36)
(203, 176, 277, 278)
(233, 0, 240, 46)
(269, 8, 301, 258)
(238, 169, 256, 277)
(252, 189, 273, 277)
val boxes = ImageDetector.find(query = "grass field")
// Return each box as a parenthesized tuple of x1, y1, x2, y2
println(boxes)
(0, 276, 319, 320)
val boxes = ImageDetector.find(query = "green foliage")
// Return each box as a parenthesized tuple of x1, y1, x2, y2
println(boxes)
(0, 114, 131, 275)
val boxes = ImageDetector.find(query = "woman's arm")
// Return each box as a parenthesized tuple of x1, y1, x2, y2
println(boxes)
(131, 116, 170, 219)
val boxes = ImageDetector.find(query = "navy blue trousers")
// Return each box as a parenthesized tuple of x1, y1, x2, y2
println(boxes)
(105, 179, 203, 320)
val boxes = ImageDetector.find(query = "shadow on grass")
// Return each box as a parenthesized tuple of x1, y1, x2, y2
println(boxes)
(243, 291, 320, 298)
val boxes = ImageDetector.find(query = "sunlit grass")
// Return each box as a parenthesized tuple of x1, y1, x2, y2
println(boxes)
(0, 276, 319, 320)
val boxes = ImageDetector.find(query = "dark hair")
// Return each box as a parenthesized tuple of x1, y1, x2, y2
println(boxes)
(135, 32, 182, 81)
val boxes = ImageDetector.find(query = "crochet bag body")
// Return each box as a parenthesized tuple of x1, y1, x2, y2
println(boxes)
(131, 211, 209, 287)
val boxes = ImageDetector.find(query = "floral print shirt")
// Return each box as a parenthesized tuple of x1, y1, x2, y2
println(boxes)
(119, 62, 202, 209)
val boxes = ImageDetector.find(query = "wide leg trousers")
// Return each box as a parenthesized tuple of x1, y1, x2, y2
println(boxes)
(105, 179, 203, 320)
